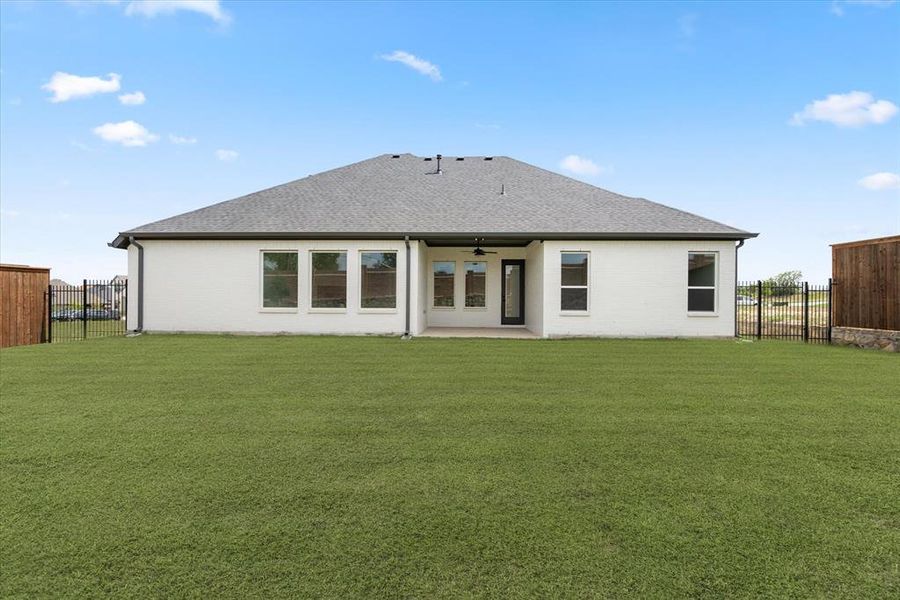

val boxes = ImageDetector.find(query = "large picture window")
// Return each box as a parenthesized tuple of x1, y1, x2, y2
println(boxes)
(688, 252, 717, 312)
(560, 252, 588, 311)
(360, 251, 397, 309)
(464, 262, 486, 308)
(433, 261, 455, 308)
(310, 251, 347, 309)
(261, 252, 298, 309)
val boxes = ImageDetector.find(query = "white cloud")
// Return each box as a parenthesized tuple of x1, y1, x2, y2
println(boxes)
(559, 155, 605, 177)
(831, 0, 896, 16)
(125, 1, 230, 24)
(92, 120, 159, 147)
(215, 149, 238, 162)
(118, 90, 145, 105)
(790, 91, 898, 127)
(379, 50, 442, 82)
(858, 172, 900, 191)
(42, 72, 121, 102)
(169, 133, 197, 144)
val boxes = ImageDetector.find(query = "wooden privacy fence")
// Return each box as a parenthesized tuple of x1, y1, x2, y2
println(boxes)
(832, 236, 900, 331)
(0, 264, 50, 348)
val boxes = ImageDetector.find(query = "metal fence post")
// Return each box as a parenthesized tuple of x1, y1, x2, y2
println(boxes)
(47, 284, 53, 344)
(803, 282, 809, 343)
(827, 278, 833, 344)
(82, 279, 88, 340)
(756, 280, 762, 339)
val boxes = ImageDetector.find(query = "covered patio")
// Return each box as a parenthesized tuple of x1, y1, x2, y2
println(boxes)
(415, 237, 544, 337)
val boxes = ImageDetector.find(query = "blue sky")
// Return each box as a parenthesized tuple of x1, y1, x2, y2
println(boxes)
(1, 0, 898, 283)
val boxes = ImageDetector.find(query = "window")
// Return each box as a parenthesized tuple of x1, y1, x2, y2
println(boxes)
(688, 252, 717, 312)
(433, 261, 455, 308)
(465, 262, 486, 308)
(560, 252, 589, 311)
(310, 251, 347, 309)
(360, 251, 397, 309)
(261, 252, 298, 309)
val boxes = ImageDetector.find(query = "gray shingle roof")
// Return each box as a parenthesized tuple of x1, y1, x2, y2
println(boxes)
(112, 154, 755, 247)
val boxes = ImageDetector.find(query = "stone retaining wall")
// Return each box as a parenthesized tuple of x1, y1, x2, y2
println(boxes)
(831, 327, 900, 352)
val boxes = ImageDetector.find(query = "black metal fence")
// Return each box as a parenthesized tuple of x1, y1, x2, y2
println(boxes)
(48, 279, 127, 343)
(736, 280, 832, 344)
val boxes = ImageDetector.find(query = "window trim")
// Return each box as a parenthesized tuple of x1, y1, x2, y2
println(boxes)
(308, 249, 348, 313)
(358, 250, 399, 314)
(431, 260, 457, 310)
(559, 251, 590, 315)
(259, 250, 299, 313)
(687, 251, 719, 316)
(463, 261, 488, 311)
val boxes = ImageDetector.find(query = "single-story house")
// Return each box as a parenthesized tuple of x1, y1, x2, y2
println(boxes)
(110, 154, 757, 338)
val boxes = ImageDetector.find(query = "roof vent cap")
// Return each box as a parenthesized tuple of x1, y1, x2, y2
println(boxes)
(484, 156, 493, 161)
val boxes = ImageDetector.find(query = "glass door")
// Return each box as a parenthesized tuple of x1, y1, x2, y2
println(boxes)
(501, 260, 525, 325)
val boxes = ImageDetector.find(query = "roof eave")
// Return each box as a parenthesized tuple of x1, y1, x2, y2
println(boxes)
(110, 230, 759, 247)
(109, 234, 130, 249)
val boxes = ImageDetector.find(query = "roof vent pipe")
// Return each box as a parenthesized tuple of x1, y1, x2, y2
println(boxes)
(501, 183, 506, 196)
(436, 154, 442, 174)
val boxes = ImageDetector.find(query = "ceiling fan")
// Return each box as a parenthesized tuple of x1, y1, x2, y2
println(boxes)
(460, 238, 498, 256)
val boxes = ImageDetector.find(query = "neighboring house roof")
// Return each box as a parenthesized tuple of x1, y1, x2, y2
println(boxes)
(111, 154, 756, 248)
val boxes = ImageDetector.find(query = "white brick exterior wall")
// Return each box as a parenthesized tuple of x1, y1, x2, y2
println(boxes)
(539, 240, 736, 337)
(127, 238, 736, 338)
(130, 239, 416, 335)
(524, 241, 544, 336)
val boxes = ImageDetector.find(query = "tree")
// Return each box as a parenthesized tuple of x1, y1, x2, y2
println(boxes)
(764, 270, 802, 297)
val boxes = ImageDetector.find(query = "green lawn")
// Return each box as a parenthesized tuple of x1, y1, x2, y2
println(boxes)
(1, 336, 898, 598)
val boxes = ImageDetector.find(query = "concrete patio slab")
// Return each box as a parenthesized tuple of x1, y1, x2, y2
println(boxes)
(419, 327, 540, 339)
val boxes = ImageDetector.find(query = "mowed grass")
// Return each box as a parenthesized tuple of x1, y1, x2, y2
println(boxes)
(1, 336, 898, 598)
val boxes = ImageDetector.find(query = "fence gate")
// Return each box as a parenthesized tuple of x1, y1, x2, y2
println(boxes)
(736, 280, 832, 343)
(47, 279, 128, 343)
